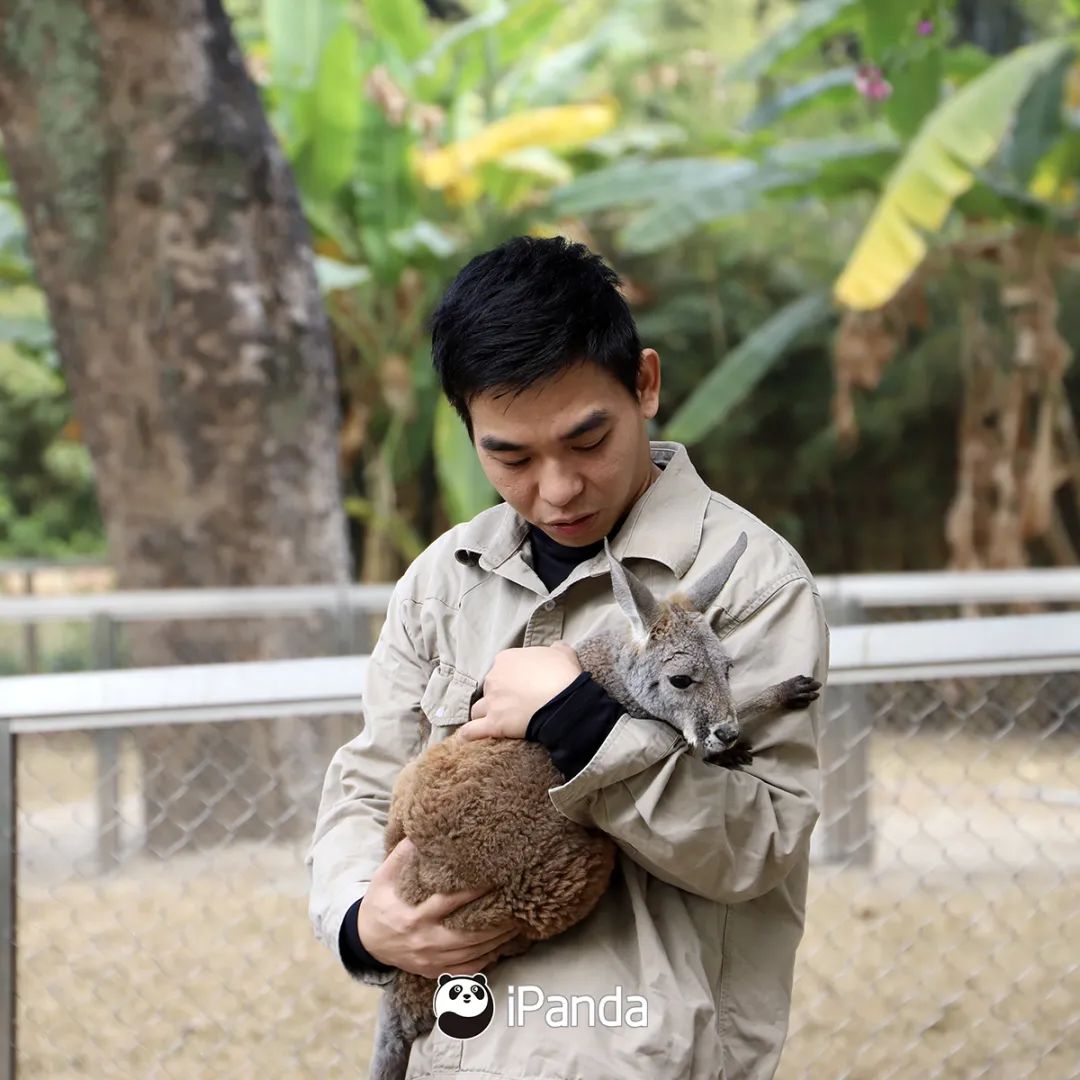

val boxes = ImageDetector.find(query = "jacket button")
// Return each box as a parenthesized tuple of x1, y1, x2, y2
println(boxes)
(543, 600, 556, 611)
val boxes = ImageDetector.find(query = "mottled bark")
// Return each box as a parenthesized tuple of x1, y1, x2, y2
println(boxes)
(0, 0, 354, 849)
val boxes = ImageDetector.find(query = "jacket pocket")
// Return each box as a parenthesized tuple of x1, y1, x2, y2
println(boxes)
(420, 662, 479, 728)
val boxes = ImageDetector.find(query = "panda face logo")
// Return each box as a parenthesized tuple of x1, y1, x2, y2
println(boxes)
(433, 973, 495, 1040)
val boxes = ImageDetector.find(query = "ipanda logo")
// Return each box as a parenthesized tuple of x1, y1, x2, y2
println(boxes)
(434, 974, 648, 1040)
(433, 974, 495, 1040)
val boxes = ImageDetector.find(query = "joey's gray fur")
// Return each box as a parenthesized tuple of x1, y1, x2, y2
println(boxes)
(368, 531, 820, 1079)
(578, 531, 818, 764)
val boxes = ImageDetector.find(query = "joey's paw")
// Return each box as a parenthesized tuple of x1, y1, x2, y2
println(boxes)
(705, 736, 754, 770)
(782, 675, 821, 709)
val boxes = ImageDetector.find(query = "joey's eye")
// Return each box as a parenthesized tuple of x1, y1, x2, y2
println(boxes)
(668, 675, 693, 689)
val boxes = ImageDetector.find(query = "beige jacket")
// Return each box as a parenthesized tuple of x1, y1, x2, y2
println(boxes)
(307, 440, 829, 1080)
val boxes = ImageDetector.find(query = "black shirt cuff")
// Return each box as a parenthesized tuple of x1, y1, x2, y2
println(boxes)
(339, 895, 397, 976)
(525, 672, 625, 780)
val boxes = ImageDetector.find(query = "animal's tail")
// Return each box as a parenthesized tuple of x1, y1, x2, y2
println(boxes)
(369, 989, 414, 1080)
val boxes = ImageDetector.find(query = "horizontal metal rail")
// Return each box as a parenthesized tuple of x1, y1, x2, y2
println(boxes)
(817, 566, 1080, 607)
(0, 656, 369, 733)
(3, 612, 1080, 732)
(5, 569, 1080, 628)
(826, 610, 1080, 683)
(0, 583, 394, 623)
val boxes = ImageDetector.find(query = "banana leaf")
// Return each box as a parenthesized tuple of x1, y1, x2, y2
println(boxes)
(834, 38, 1077, 311)
(434, 397, 498, 524)
(661, 291, 833, 447)
(727, 0, 861, 84)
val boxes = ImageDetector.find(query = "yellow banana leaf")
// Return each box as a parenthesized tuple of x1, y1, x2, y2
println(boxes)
(411, 100, 618, 193)
(835, 38, 1075, 311)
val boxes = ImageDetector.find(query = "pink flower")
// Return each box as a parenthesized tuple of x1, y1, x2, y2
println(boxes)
(855, 64, 893, 102)
(917, 19, 934, 36)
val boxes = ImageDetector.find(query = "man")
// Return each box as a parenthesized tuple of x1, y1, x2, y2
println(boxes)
(307, 235, 829, 1079)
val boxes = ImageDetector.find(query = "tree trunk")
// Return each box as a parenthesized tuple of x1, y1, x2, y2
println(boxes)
(954, 0, 1028, 56)
(0, 0, 355, 851)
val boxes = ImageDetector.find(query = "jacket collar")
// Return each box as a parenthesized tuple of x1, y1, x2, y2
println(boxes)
(452, 441, 713, 580)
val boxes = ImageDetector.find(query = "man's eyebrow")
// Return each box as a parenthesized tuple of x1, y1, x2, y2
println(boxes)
(478, 409, 612, 453)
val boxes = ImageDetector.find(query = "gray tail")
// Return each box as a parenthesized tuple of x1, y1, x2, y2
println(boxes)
(369, 990, 415, 1080)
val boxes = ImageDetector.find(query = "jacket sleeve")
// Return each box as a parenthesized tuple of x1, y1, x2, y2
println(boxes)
(525, 671, 625, 780)
(305, 573, 432, 986)
(339, 895, 398, 976)
(546, 573, 828, 905)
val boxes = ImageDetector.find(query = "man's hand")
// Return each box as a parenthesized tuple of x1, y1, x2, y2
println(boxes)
(356, 837, 521, 979)
(458, 642, 582, 741)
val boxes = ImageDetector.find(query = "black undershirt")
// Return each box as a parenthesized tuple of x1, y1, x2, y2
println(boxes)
(339, 504, 639, 977)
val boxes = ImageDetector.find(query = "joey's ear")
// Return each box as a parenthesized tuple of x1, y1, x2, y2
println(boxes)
(475, 973, 488, 984)
(604, 536, 660, 641)
(438, 974, 452, 986)
(682, 531, 748, 614)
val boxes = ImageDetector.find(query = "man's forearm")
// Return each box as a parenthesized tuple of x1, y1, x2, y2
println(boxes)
(339, 896, 397, 977)
(526, 672, 624, 779)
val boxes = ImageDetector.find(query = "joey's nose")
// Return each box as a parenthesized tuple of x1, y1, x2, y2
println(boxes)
(713, 719, 739, 747)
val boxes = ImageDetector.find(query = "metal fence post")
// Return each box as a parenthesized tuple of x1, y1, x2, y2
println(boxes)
(21, 568, 38, 675)
(0, 716, 16, 1080)
(816, 596, 875, 866)
(91, 615, 122, 872)
(335, 584, 357, 656)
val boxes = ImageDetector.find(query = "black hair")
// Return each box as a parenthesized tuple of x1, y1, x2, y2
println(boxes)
(427, 235, 643, 439)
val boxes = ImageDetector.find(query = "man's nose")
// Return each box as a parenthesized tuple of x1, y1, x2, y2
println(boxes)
(538, 464, 585, 507)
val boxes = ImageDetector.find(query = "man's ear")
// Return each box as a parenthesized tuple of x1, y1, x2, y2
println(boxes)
(636, 348, 661, 417)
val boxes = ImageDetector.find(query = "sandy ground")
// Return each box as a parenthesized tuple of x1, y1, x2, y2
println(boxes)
(0, 565, 114, 597)
(9, 729, 1080, 1080)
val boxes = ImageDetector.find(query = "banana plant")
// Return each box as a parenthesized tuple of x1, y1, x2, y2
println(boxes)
(835, 36, 1078, 310)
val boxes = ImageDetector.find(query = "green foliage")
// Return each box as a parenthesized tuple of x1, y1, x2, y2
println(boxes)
(305, 21, 364, 199)
(836, 37, 1077, 309)
(740, 68, 857, 133)
(362, 0, 431, 62)
(433, 396, 497, 524)
(4, 0, 1080, 576)
(1003, 48, 1074, 186)
(551, 136, 898, 252)
(727, 0, 861, 83)
(0, 324, 103, 558)
(661, 291, 833, 445)
(0, 159, 104, 558)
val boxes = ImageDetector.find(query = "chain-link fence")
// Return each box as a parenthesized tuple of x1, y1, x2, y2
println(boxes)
(787, 671, 1080, 1080)
(3, 654, 1079, 1077)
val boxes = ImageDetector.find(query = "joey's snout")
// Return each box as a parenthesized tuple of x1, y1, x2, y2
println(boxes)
(701, 714, 740, 756)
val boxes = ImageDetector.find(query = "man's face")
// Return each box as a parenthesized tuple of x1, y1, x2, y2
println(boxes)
(468, 352, 661, 546)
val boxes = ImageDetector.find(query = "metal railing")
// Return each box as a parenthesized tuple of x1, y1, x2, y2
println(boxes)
(1, 612, 1078, 1076)
(5, 571, 1080, 875)
(6, 566, 1080, 632)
